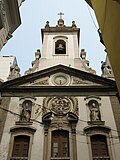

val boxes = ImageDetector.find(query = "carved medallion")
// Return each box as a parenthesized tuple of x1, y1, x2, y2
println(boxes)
(50, 97, 71, 115)
(51, 73, 70, 86)
(42, 96, 78, 116)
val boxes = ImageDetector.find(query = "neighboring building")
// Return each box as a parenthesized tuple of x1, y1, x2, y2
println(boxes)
(0, 0, 25, 50)
(0, 18, 120, 160)
(85, 0, 120, 95)
(0, 55, 20, 82)
(17, 0, 25, 6)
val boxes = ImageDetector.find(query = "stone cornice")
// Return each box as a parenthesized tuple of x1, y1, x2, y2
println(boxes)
(0, 85, 117, 97)
(41, 26, 80, 44)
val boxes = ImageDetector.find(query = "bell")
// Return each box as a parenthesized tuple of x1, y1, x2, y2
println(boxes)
(57, 43, 64, 54)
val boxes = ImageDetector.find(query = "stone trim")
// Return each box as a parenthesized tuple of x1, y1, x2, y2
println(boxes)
(84, 125, 113, 160)
(10, 126, 36, 134)
(8, 126, 36, 160)
(84, 125, 111, 134)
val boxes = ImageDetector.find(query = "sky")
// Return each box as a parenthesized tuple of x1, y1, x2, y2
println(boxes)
(0, 0, 106, 75)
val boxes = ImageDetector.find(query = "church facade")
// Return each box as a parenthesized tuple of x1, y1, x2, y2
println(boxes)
(0, 17, 120, 160)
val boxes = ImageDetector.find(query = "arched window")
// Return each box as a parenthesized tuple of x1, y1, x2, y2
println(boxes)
(11, 135, 30, 159)
(55, 40, 66, 54)
(91, 135, 110, 159)
(51, 130, 69, 158)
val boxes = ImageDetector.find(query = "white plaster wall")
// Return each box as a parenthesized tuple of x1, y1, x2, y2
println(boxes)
(39, 31, 84, 71)
(101, 96, 120, 160)
(30, 97, 44, 160)
(0, 97, 45, 160)
(76, 97, 90, 160)
(76, 96, 120, 160)
(30, 124, 44, 160)
(42, 32, 79, 59)
(1, 95, 120, 160)
(0, 97, 20, 160)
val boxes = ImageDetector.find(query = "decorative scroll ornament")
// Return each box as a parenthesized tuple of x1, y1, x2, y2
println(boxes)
(50, 97, 71, 115)
(42, 96, 78, 116)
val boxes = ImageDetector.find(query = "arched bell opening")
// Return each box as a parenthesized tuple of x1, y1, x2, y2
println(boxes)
(55, 40, 66, 54)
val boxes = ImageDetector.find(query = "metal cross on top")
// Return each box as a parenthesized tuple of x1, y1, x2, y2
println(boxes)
(58, 12, 64, 19)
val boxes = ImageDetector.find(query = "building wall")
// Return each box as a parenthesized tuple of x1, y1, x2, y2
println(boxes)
(40, 32, 81, 71)
(17, 0, 25, 6)
(85, 0, 120, 94)
(0, 0, 22, 50)
(0, 95, 120, 160)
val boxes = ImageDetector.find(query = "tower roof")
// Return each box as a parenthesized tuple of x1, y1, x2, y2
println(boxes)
(41, 19, 80, 44)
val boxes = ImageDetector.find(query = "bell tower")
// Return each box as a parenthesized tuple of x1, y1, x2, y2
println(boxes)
(24, 14, 95, 74)
(39, 13, 85, 70)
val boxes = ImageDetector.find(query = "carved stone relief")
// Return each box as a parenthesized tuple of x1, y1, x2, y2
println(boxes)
(50, 73, 70, 86)
(7, 64, 20, 80)
(50, 97, 71, 115)
(101, 61, 112, 78)
(34, 103, 42, 119)
(72, 76, 91, 85)
(31, 78, 49, 86)
(42, 96, 78, 116)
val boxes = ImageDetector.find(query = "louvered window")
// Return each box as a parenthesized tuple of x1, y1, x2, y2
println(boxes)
(10, 135, 30, 160)
(51, 130, 70, 160)
(91, 135, 110, 160)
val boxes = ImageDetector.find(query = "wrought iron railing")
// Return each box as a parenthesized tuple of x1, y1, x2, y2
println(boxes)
(93, 156, 110, 160)
(51, 157, 70, 160)
(10, 157, 28, 160)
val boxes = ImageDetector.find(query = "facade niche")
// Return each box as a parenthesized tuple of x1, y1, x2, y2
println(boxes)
(20, 100, 32, 123)
(84, 96, 105, 125)
(55, 40, 66, 54)
(88, 100, 101, 122)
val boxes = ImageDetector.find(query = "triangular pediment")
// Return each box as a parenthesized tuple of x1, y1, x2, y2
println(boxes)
(24, 74, 103, 87)
(0, 65, 116, 88)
